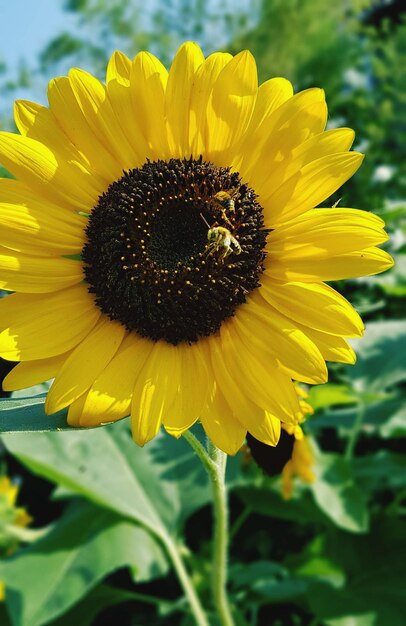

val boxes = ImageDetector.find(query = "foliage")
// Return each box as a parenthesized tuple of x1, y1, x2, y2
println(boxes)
(0, 1, 405, 625)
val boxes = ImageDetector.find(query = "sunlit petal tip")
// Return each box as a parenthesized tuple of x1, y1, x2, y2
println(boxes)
(175, 40, 204, 58)
(233, 49, 257, 79)
(347, 347, 357, 365)
(313, 366, 329, 385)
(130, 421, 161, 447)
(13, 100, 37, 133)
(106, 50, 131, 84)
(44, 394, 57, 416)
(383, 251, 395, 270)
(67, 67, 85, 80)
(164, 423, 193, 439)
(133, 50, 164, 69)
(343, 127, 356, 145)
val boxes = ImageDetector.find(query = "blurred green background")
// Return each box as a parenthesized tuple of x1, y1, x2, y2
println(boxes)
(0, 1, 405, 625)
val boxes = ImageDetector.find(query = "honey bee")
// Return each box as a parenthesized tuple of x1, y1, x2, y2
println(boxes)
(210, 188, 239, 226)
(206, 226, 242, 261)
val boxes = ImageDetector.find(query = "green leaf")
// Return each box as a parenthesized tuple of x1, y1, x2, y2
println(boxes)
(230, 561, 287, 587)
(1, 421, 212, 535)
(0, 604, 12, 626)
(350, 320, 406, 391)
(47, 586, 137, 626)
(309, 585, 382, 626)
(230, 561, 311, 603)
(354, 451, 406, 491)
(308, 393, 406, 438)
(308, 519, 406, 626)
(370, 254, 406, 297)
(310, 454, 369, 533)
(0, 500, 167, 626)
(1, 423, 167, 534)
(235, 486, 326, 524)
(378, 398, 406, 437)
(124, 423, 213, 527)
(0, 394, 127, 433)
(307, 384, 358, 411)
(298, 518, 406, 626)
(47, 584, 177, 626)
(0, 395, 71, 432)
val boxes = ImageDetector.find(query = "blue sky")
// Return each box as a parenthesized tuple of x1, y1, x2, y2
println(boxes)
(0, 0, 258, 123)
(0, 0, 79, 118)
(0, 0, 77, 72)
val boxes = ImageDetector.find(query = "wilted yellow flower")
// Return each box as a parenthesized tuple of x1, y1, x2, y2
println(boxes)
(0, 476, 32, 601)
(281, 431, 316, 499)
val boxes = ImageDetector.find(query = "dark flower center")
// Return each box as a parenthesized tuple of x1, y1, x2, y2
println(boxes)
(83, 157, 267, 344)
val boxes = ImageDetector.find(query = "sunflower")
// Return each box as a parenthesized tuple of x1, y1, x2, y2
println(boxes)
(0, 43, 392, 454)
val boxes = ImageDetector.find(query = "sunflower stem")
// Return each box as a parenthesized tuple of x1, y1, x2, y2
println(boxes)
(207, 440, 236, 626)
(183, 431, 236, 626)
(158, 532, 210, 626)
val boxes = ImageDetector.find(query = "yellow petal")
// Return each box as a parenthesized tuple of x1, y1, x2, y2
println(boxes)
(239, 87, 325, 178)
(106, 50, 131, 85)
(130, 51, 169, 159)
(296, 325, 356, 364)
(245, 99, 328, 189)
(0, 249, 83, 293)
(47, 76, 123, 182)
(68, 68, 139, 171)
(219, 323, 302, 423)
(14, 100, 106, 193)
(0, 181, 86, 256)
(45, 317, 126, 413)
(200, 385, 246, 455)
(67, 393, 88, 426)
(256, 127, 355, 197)
(189, 52, 232, 157)
(208, 333, 277, 433)
(164, 342, 210, 437)
(131, 341, 177, 446)
(2, 352, 70, 391)
(266, 246, 394, 281)
(165, 42, 205, 158)
(106, 78, 150, 168)
(260, 279, 364, 337)
(237, 295, 328, 384)
(248, 77, 294, 130)
(0, 286, 100, 361)
(210, 332, 282, 446)
(266, 207, 388, 258)
(262, 152, 364, 226)
(204, 50, 258, 166)
(80, 334, 153, 427)
(242, 410, 281, 448)
(0, 132, 98, 212)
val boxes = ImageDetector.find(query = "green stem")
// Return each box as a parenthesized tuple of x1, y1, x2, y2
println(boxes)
(208, 440, 235, 626)
(183, 431, 236, 626)
(157, 531, 210, 626)
(229, 506, 252, 541)
(345, 401, 365, 460)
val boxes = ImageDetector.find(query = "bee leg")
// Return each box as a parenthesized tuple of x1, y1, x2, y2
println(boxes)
(220, 209, 233, 228)
(202, 243, 214, 257)
(230, 236, 242, 255)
